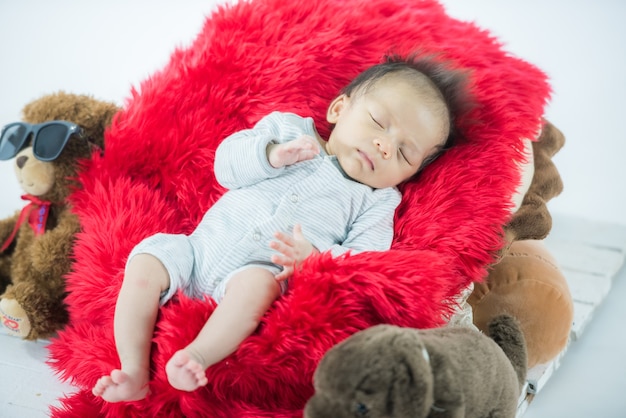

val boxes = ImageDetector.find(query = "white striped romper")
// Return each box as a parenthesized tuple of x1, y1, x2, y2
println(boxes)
(127, 112, 401, 304)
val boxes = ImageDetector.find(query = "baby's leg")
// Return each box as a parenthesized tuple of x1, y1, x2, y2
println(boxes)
(92, 254, 170, 402)
(166, 267, 280, 391)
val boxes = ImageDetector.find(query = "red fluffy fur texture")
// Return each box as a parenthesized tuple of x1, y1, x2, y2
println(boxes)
(47, 0, 550, 416)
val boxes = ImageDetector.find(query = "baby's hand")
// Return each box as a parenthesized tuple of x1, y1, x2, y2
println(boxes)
(267, 135, 321, 168)
(270, 224, 318, 281)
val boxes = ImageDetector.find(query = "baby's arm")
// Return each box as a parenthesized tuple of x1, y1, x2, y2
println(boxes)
(266, 135, 320, 168)
(270, 224, 319, 281)
(215, 112, 319, 189)
(269, 189, 401, 280)
(328, 188, 402, 255)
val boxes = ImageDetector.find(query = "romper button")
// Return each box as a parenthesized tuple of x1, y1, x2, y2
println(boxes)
(253, 232, 261, 241)
(290, 193, 299, 203)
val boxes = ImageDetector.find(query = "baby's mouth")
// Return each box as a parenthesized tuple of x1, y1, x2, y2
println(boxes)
(358, 150, 374, 170)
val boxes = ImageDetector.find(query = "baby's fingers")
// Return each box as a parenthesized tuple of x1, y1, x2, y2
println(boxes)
(273, 230, 294, 246)
(292, 224, 305, 241)
(271, 252, 294, 266)
(297, 135, 321, 151)
(270, 238, 295, 259)
(274, 267, 292, 282)
(271, 254, 294, 281)
(293, 136, 321, 162)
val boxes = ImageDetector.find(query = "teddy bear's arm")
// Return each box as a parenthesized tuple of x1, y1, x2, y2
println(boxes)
(0, 212, 20, 249)
(0, 211, 20, 295)
(1, 209, 78, 339)
(29, 209, 80, 277)
(2, 208, 79, 300)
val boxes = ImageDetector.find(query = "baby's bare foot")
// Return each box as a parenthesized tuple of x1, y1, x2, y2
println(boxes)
(165, 349, 209, 391)
(92, 369, 149, 403)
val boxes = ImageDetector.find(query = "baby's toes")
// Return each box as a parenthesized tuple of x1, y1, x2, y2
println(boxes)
(196, 372, 208, 386)
(92, 376, 111, 395)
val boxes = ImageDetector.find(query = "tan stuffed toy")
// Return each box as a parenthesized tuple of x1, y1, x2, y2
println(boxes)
(305, 315, 527, 418)
(0, 92, 118, 339)
(469, 120, 573, 368)
(470, 239, 573, 368)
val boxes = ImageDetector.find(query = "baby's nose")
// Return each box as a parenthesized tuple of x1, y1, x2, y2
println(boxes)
(374, 138, 392, 159)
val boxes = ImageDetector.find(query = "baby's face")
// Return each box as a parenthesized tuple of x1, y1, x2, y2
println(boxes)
(325, 76, 446, 189)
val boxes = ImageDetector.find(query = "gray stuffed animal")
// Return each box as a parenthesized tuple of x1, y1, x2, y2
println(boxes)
(305, 315, 527, 418)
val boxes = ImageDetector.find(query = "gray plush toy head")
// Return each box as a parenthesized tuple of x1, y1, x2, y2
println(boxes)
(305, 315, 526, 418)
(305, 324, 435, 418)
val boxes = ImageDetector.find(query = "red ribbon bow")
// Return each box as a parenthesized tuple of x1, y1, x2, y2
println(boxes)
(0, 194, 52, 253)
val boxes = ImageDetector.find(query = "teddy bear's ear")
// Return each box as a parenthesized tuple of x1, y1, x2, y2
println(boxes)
(21, 91, 119, 150)
(74, 97, 119, 151)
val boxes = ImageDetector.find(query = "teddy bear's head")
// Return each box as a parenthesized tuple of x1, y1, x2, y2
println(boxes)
(4, 91, 119, 203)
(304, 324, 434, 418)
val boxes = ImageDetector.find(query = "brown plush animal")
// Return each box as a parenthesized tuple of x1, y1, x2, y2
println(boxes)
(0, 91, 118, 339)
(470, 239, 573, 368)
(305, 315, 527, 418)
(470, 120, 573, 368)
(502, 121, 565, 245)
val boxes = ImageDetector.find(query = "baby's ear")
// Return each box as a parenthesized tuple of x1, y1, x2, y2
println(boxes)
(326, 94, 348, 124)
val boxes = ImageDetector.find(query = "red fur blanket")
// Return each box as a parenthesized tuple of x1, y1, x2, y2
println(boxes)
(48, 0, 550, 416)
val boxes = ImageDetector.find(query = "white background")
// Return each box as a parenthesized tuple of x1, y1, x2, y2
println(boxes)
(442, 0, 626, 229)
(1, 1, 625, 227)
(0, 2, 625, 417)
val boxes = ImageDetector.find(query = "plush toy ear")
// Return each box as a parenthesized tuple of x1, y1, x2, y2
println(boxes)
(387, 329, 434, 418)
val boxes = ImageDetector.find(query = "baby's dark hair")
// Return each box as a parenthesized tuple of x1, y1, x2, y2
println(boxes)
(342, 54, 474, 171)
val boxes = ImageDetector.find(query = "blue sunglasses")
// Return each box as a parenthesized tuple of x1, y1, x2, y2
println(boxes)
(0, 120, 86, 161)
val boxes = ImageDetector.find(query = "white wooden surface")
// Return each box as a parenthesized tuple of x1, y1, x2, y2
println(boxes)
(0, 337, 74, 417)
(0, 213, 624, 417)
(517, 214, 626, 416)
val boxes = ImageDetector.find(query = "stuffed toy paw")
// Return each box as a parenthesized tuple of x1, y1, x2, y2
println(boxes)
(503, 120, 565, 245)
(0, 91, 118, 339)
(305, 315, 527, 418)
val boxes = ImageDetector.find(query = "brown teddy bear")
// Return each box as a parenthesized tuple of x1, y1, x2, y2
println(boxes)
(0, 91, 118, 339)
(469, 120, 573, 368)
(305, 315, 527, 418)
